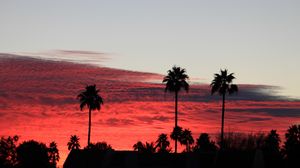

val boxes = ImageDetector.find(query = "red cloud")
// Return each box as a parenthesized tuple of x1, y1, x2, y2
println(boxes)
(0, 53, 300, 166)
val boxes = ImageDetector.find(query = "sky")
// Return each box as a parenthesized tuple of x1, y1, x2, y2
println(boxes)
(1, 0, 300, 166)
(0, 0, 300, 97)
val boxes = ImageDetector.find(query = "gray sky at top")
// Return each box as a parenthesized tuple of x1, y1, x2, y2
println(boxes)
(0, 0, 299, 98)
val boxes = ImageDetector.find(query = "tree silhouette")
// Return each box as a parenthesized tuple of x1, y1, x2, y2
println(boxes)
(16, 140, 51, 168)
(262, 130, 283, 168)
(210, 69, 238, 149)
(283, 124, 300, 166)
(77, 85, 104, 146)
(144, 142, 156, 154)
(170, 126, 183, 153)
(85, 142, 113, 152)
(155, 133, 171, 153)
(263, 130, 281, 153)
(67, 135, 81, 151)
(0, 135, 19, 168)
(133, 141, 156, 154)
(133, 141, 145, 153)
(48, 141, 59, 168)
(179, 129, 194, 152)
(163, 66, 189, 153)
(194, 133, 217, 153)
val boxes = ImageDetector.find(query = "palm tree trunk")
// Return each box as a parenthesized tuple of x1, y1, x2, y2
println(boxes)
(175, 91, 178, 153)
(88, 107, 91, 146)
(221, 93, 225, 150)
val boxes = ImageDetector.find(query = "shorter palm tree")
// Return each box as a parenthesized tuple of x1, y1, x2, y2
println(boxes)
(170, 126, 183, 153)
(180, 129, 194, 152)
(133, 141, 156, 154)
(133, 141, 145, 153)
(67, 135, 80, 151)
(156, 133, 171, 153)
(48, 141, 59, 168)
(144, 142, 156, 154)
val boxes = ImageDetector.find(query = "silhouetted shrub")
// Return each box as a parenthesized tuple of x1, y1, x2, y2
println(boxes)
(16, 140, 51, 168)
(262, 130, 284, 168)
(85, 142, 113, 152)
(133, 141, 156, 154)
(283, 124, 300, 167)
(193, 133, 217, 153)
(48, 141, 59, 168)
(217, 132, 265, 151)
(0, 135, 19, 168)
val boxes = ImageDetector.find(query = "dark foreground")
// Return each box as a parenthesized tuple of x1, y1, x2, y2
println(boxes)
(63, 149, 298, 168)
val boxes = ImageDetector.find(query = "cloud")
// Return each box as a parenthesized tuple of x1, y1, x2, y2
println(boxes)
(102, 118, 135, 127)
(229, 108, 300, 117)
(135, 115, 171, 124)
(10, 50, 108, 67)
(0, 52, 300, 163)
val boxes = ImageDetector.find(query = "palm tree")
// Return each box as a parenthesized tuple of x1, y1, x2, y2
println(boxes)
(163, 66, 189, 153)
(48, 141, 59, 168)
(67, 135, 81, 151)
(170, 126, 183, 153)
(211, 69, 238, 149)
(133, 141, 145, 152)
(133, 141, 156, 154)
(78, 85, 104, 146)
(144, 142, 156, 154)
(180, 129, 194, 152)
(156, 133, 171, 153)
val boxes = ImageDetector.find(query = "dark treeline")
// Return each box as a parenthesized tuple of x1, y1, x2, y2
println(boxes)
(1, 125, 300, 168)
(0, 137, 59, 168)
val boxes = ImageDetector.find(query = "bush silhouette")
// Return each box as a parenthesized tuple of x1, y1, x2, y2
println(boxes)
(193, 133, 217, 153)
(283, 124, 300, 167)
(16, 140, 51, 168)
(0, 135, 19, 168)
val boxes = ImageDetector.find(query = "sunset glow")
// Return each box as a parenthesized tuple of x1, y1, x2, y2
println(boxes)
(1, 54, 299, 165)
(1, 1, 300, 167)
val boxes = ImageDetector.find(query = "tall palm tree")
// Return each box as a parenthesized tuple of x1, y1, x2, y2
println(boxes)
(163, 66, 189, 153)
(77, 85, 104, 146)
(180, 129, 194, 152)
(67, 135, 81, 151)
(156, 133, 171, 153)
(211, 69, 238, 149)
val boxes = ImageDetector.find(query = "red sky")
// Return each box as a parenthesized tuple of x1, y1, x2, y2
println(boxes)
(0, 53, 300, 165)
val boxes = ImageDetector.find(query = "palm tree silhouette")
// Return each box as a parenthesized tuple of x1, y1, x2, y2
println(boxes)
(163, 66, 189, 153)
(180, 129, 194, 152)
(78, 85, 104, 146)
(67, 135, 81, 151)
(48, 141, 59, 168)
(133, 141, 145, 152)
(170, 126, 183, 153)
(211, 69, 238, 149)
(156, 133, 171, 153)
(133, 141, 156, 153)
